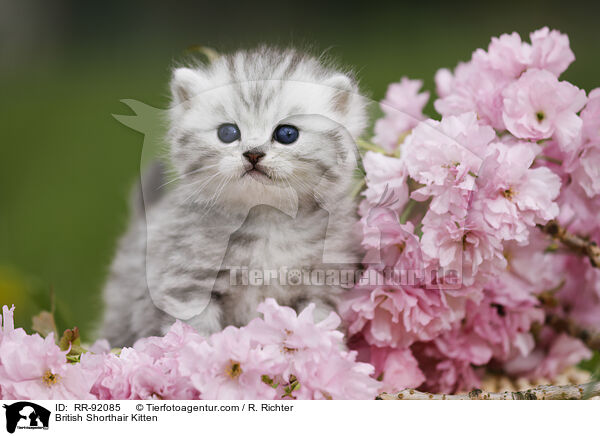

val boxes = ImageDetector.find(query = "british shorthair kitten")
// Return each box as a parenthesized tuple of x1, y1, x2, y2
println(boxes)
(100, 47, 368, 346)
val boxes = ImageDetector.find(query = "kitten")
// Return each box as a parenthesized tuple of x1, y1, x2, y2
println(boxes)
(99, 47, 368, 347)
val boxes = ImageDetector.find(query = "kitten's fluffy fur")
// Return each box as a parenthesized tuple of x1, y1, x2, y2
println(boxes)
(100, 47, 368, 346)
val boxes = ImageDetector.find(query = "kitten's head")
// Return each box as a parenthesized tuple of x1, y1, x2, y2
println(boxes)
(167, 47, 368, 212)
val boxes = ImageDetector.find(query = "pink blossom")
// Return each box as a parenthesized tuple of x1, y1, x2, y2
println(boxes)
(532, 334, 592, 379)
(245, 298, 344, 355)
(502, 233, 565, 292)
(572, 146, 600, 197)
(571, 88, 600, 196)
(433, 326, 493, 368)
(434, 28, 577, 131)
(341, 276, 467, 349)
(287, 345, 380, 400)
(91, 321, 201, 400)
(436, 274, 543, 364)
(434, 61, 511, 129)
(360, 151, 408, 215)
(434, 68, 454, 98)
(556, 182, 600, 243)
(502, 69, 587, 154)
(87, 339, 111, 354)
(475, 141, 561, 243)
(413, 342, 481, 394)
(403, 112, 495, 218)
(178, 299, 381, 400)
(249, 299, 381, 400)
(581, 88, 600, 144)
(178, 325, 281, 400)
(505, 329, 592, 379)
(0, 305, 98, 400)
(359, 209, 424, 276)
(0, 304, 14, 339)
(502, 256, 595, 378)
(557, 256, 600, 330)
(133, 319, 201, 360)
(420, 210, 506, 287)
(373, 78, 429, 152)
(529, 27, 575, 77)
(91, 349, 178, 400)
(473, 31, 531, 78)
(381, 78, 430, 118)
(368, 346, 425, 393)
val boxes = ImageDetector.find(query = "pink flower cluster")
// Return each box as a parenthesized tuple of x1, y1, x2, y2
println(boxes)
(0, 306, 98, 399)
(373, 78, 429, 153)
(344, 27, 598, 393)
(0, 301, 380, 400)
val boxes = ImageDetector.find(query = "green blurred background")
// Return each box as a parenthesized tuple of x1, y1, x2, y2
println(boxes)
(1, 0, 599, 339)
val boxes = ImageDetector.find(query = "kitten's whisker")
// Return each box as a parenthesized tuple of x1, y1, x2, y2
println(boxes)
(208, 176, 233, 213)
(160, 167, 203, 188)
(283, 179, 296, 213)
(181, 172, 221, 205)
(160, 163, 221, 189)
(187, 174, 220, 196)
(200, 174, 233, 217)
(271, 171, 290, 212)
(172, 171, 222, 206)
(189, 172, 221, 192)
(288, 174, 314, 197)
(288, 173, 327, 207)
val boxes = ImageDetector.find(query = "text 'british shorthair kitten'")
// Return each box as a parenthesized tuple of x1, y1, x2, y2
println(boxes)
(100, 47, 368, 346)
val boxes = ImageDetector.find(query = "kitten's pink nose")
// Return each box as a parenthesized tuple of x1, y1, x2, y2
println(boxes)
(243, 150, 265, 166)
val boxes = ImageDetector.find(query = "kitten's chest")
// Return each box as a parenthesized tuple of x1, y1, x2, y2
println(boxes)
(222, 212, 327, 269)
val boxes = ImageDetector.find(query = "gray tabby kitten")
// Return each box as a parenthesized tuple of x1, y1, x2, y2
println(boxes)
(100, 47, 368, 347)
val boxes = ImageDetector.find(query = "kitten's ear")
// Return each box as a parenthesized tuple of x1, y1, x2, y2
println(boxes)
(323, 73, 356, 112)
(324, 73, 368, 138)
(170, 68, 203, 108)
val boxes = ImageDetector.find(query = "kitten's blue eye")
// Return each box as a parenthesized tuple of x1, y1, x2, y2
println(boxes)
(217, 123, 241, 143)
(273, 125, 299, 144)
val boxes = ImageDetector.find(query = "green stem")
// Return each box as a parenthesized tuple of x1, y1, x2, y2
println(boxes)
(351, 178, 366, 198)
(535, 155, 563, 166)
(399, 199, 417, 224)
(356, 138, 387, 154)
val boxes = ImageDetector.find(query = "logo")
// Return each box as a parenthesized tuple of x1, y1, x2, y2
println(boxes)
(2, 402, 50, 433)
